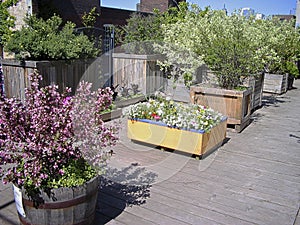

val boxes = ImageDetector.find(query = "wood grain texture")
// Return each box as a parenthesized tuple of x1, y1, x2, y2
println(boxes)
(190, 86, 252, 132)
(263, 73, 288, 94)
(127, 119, 227, 157)
(112, 53, 164, 96)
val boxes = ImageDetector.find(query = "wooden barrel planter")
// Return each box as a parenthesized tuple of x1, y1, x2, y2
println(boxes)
(15, 176, 99, 225)
(190, 86, 252, 132)
(263, 73, 288, 94)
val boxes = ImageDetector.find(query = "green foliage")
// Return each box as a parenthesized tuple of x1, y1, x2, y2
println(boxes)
(120, 1, 300, 88)
(48, 158, 98, 188)
(259, 18, 300, 76)
(82, 7, 100, 27)
(154, 4, 209, 87)
(284, 61, 299, 78)
(120, 13, 162, 54)
(201, 11, 263, 89)
(5, 15, 99, 60)
(119, 1, 192, 54)
(0, 0, 19, 46)
(157, 7, 300, 89)
(158, 9, 265, 89)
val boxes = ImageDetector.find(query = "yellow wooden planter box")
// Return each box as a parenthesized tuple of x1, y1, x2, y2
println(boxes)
(127, 119, 227, 157)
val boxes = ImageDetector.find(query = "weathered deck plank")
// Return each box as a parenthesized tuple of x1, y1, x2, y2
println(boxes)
(156, 176, 296, 225)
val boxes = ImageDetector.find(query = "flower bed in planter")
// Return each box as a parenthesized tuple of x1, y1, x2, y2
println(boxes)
(190, 86, 252, 132)
(128, 119, 227, 157)
(125, 96, 227, 158)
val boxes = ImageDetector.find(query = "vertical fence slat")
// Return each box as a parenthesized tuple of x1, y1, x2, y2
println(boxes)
(112, 53, 164, 96)
(2, 59, 98, 101)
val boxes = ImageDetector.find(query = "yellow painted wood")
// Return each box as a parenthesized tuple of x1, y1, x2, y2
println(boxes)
(127, 119, 227, 157)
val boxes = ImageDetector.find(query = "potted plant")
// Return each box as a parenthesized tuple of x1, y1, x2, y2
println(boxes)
(156, 8, 263, 131)
(0, 71, 119, 225)
(125, 93, 227, 158)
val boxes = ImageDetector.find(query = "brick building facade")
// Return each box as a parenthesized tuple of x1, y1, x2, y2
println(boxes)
(8, 0, 187, 29)
(139, 0, 185, 13)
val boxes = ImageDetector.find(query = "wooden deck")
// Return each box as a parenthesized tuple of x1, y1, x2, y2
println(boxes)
(0, 80, 299, 225)
(95, 80, 300, 224)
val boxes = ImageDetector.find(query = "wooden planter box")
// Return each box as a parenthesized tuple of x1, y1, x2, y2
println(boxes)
(127, 119, 227, 158)
(263, 73, 288, 94)
(100, 108, 122, 121)
(190, 86, 252, 132)
(112, 53, 164, 96)
(244, 74, 264, 111)
(114, 95, 145, 108)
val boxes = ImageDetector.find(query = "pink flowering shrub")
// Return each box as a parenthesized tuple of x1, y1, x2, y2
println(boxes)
(0, 71, 119, 194)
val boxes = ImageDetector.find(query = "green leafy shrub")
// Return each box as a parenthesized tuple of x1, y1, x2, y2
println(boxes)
(118, 2, 190, 54)
(0, 0, 19, 47)
(5, 15, 99, 60)
(255, 18, 299, 75)
(82, 7, 100, 27)
(157, 8, 265, 89)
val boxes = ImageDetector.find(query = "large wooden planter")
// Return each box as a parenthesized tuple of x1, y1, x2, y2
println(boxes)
(263, 73, 288, 94)
(190, 86, 252, 132)
(244, 74, 264, 111)
(127, 119, 227, 158)
(14, 176, 99, 225)
(112, 53, 164, 96)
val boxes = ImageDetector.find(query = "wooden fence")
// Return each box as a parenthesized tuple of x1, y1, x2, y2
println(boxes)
(112, 53, 165, 96)
(1, 58, 109, 101)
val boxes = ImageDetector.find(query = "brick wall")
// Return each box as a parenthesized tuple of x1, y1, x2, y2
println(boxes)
(37, 0, 101, 26)
(139, 0, 186, 13)
(96, 7, 135, 28)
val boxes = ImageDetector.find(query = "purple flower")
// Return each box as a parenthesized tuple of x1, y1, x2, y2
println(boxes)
(0, 71, 119, 190)
(63, 96, 72, 105)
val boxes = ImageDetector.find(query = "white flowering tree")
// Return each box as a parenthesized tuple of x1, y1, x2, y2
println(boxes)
(257, 18, 300, 77)
(123, 2, 300, 89)
(154, 4, 209, 87)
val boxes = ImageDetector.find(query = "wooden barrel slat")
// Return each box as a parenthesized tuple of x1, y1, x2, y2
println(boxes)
(22, 187, 98, 209)
(18, 176, 99, 225)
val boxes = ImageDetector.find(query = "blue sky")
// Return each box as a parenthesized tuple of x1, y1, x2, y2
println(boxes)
(101, 0, 297, 16)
